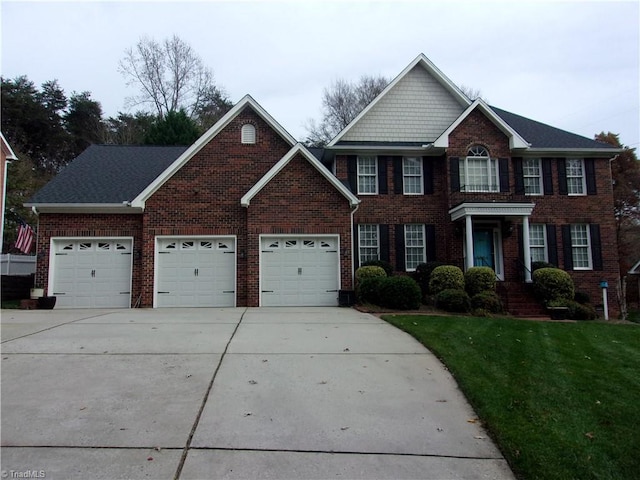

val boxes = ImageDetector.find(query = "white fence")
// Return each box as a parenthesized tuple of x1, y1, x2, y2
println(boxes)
(1, 254, 36, 275)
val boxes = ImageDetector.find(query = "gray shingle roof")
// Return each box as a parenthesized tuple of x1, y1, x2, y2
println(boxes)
(491, 107, 614, 150)
(28, 145, 187, 204)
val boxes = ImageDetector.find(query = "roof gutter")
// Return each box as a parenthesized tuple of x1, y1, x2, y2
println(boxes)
(23, 203, 144, 214)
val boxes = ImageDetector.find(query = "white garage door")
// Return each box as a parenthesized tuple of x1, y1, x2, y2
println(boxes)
(156, 237, 236, 307)
(51, 239, 133, 308)
(261, 236, 340, 307)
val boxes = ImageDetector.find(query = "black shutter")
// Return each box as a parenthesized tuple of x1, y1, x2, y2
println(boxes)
(379, 224, 390, 263)
(423, 157, 434, 194)
(378, 157, 388, 194)
(590, 224, 603, 270)
(426, 224, 436, 261)
(347, 156, 357, 193)
(513, 157, 524, 195)
(450, 157, 460, 192)
(546, 224, 558, 266)
(499, 158, 510, 192)
(558, 159, 568, 195)
(561, 225, 573, 270)
(395, 224, 405, 272)
(393, 157, 403, 194)
(353, 224, 360, 269)
(542, 159, 554, 195)
(585, 158, 597, 195)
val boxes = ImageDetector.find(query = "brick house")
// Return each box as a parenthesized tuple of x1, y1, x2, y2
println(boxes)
(26, 54, 621, 313)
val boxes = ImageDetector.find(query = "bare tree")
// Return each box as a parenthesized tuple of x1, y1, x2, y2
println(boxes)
(459, 84, 485, 102)
(304, 75, 388, 147)
(119, 35, 222, 119)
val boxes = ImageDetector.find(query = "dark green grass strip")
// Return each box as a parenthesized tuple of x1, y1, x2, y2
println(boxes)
(382, 315, 640, 480)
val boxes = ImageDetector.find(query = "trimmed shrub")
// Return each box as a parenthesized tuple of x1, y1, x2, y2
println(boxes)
(377, 276, 422, 310)
(355, 265, 387, 282)
(356, 276, 385, 304)
(435, 288, 471, 313)
(429, 265, 465, 295)
(361, 260, 393, 277)
(547, 298, 597, 320)
(411, 262, 446, 294)
(464, 267, 496, 296)
(471, 292, 503, 313)
(533, 267, 575, 302)
(532, 261, 556, 272)
(574, 291, 591, 305)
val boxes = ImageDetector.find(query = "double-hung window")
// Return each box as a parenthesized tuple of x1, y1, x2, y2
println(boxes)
(460, 146, 499, 192)
(404, 224, 426, 270)
(523, 158, 543, 195)
(570, 224, 592, 269)
(358, 224, 379, 264)
(403, 157, 423, 194)
(357, 156, 378, 194)
(529, 224, 547, 262)
(566, 159, 586, 195)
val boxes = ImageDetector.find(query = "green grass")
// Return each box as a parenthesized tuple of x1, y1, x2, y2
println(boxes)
(382, 315, 640, 480)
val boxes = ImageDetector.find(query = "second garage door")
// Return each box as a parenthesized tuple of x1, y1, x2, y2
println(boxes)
(156, 237, 236, 307)
(261, 236, 340, 307)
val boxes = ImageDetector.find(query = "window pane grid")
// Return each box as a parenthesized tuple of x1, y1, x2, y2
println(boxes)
(523, 158, 542, 195)
(566, 159, 585, 195)
(405, 225, 425, 270)
(460, 155, 498, 192)
(570, 224, 591, 269)
(529, 224, 547, 262)
(359, 225, 379, 264)
(357, 157, 377, 194)
(403, 157, 423, 194)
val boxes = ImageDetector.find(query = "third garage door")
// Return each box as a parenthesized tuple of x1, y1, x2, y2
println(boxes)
(261, 236, 340, 307)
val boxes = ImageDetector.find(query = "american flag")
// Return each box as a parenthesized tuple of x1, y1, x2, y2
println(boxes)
(15, 221, 35, 254)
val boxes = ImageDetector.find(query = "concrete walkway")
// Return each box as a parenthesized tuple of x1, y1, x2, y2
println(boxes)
(1, 307, 514, 479)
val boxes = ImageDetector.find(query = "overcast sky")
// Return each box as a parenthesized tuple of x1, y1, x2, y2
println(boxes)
(2, 0, 639, 148)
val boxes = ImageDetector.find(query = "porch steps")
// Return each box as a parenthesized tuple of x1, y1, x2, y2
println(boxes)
(498, 282, 549, 318)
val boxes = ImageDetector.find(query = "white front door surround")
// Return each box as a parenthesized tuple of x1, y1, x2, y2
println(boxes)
(450, 202, 535, 282)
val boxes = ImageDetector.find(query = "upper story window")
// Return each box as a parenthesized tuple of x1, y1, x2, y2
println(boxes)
(403, 157, 423, 194)
(358, 224, 379, 264)
(566, 159, 586, 195)
(241, 124, 256, 144)
(357, 156, 378, 194)
(460, 146, 499, 192)
(523, 158, 543, 195)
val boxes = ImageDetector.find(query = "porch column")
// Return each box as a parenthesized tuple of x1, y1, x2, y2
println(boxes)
(522, 216, 532, 282)
(465, 215, 474, 271)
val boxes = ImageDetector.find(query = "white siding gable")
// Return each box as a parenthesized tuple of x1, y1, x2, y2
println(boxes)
(341, 65, 465, 143)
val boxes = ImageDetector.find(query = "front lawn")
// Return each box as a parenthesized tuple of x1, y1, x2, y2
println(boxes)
(382, 315, 640, 480)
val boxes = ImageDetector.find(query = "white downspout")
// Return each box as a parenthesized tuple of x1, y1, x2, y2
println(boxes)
(350, 203, 360, 288)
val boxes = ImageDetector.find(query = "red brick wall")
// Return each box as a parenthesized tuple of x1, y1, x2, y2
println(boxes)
(35, 213, 143, 303)
(246, 153, 354, 305)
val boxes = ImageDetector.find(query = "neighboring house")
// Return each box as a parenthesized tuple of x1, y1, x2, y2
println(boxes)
(26, 54, 621, 313)
(1, 132, 19, 250)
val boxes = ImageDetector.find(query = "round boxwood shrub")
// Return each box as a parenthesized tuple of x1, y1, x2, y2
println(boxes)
(471, 292, 503, 314)
(533, 267, 575, 302)
(532, 261, 556, 272)
(429, 265, 465, 295)
(360, 260, 393, 277)
(411, 262, 446, 294)
(435, 288, 471, 313)
(355, 265, 387, 282)
(464, 267, 496, 296)
(356, 276, 385, 304)
(377, 276, 422, 310)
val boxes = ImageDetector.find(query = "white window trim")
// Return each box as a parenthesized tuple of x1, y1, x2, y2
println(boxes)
(571, 224, 593, 270)
(404, 224, 426, 272)
(460, 147, 499, 193)
(566, 158, 586, 196)
(358, 224, 380, 264)
(403, 157, 423, 195)
(357, 156, 378, 195)
(523, 158, 543, 196)
(529, 224, 548, 263)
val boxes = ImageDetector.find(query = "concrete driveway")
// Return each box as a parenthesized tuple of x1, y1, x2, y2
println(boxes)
(1, 307, 514, 479)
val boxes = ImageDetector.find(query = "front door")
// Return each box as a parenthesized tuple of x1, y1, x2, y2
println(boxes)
(473, 229, 494, 269)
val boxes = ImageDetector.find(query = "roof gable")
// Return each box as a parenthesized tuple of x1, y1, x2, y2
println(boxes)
(241, 144, 359, 207)
(329, 54, 471, 146)
(434, 99, 530, 149)
(1, 132, 18, 160)
(132, 95, 297, 208)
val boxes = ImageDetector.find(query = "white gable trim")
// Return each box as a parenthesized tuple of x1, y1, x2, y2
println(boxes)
(328, 53, 472, 147)
(241, 144, 360, 207)
(434, 99, 531, 150)
(1, 132, 18, 160)
(131, 95, 296, 208)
